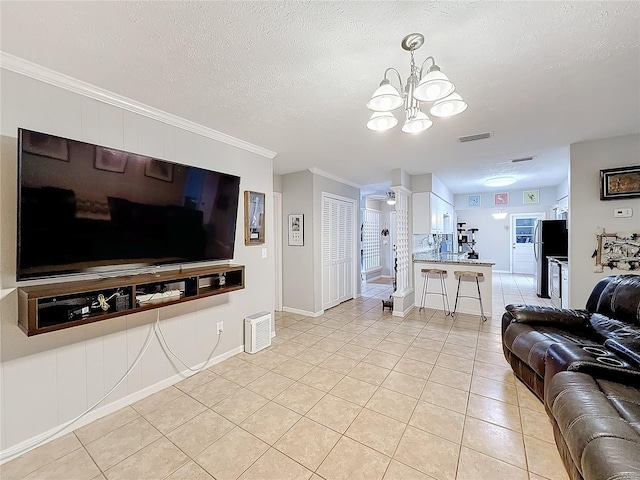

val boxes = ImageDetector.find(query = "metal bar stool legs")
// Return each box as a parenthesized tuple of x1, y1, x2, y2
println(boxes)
(452, 270, 487, 322)
(419, 268, 451, 316)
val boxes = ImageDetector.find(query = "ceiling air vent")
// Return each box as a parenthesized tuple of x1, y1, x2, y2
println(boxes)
(457, 132, 492, 143)
(511, 156, 535, 163)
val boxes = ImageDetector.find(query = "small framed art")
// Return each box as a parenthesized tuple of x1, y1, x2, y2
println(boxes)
(288, 214, 304, 246)
(244, 191, 265, 245)
(494, 193, 509, 205)
(600, 166, 640, 200)
(523, 190, 539, 204)
(468, 194, 481, 207)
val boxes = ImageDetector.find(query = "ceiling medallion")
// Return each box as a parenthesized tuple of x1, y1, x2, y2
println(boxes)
(366, 33, 468, 133)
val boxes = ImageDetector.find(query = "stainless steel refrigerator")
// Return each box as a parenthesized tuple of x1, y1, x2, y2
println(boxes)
(534, 220, 568, 298)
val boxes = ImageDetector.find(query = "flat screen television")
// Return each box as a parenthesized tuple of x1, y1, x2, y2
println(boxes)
(17, 128, 241, 280)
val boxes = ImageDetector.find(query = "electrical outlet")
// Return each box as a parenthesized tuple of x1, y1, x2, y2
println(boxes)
(217, 321, 223, 335)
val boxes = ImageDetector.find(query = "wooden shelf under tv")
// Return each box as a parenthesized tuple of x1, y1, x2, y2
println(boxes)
(17, 264, 245, 336)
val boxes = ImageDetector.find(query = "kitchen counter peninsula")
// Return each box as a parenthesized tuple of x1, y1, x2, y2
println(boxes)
(413, 253, 495, 317)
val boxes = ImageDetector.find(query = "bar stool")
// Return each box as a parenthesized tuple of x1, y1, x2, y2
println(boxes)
(452, 270, 487, 321)
(419, 268, 451, 315)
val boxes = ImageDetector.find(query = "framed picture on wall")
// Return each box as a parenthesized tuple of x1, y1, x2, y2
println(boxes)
(468, 194, 481, 207)
(288, 214, 304, 246)
(600, 165, 640, 200)
(523, 190, 540, 204)
(494, 193, 509, 205)
(244, 191, 265, 245)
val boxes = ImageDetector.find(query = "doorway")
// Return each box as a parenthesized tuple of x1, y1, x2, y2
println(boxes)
(510, 212, 546, 274)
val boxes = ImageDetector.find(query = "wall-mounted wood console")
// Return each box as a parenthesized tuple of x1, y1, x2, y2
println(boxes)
(18, 264, 245, 336)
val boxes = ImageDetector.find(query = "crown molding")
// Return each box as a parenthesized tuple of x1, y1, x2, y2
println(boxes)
(308, 168, 362, 189)
(0, 52, 277, 159)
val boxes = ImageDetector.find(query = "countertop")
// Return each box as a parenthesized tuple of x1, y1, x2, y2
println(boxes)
(548, 256, 569, 266)
(413, 252, 495, 267)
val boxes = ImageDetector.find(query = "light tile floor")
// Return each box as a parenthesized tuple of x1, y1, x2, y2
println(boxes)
(2, 274, 568, 480)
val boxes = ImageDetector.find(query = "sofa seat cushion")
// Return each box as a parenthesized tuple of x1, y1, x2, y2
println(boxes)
(547, 371, 640, 478)
(503, 322, 597, 377)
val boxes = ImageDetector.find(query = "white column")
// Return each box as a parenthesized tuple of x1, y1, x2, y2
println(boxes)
(391, 186, 414, 316)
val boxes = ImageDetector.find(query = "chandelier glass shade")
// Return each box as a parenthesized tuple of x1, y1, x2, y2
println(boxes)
(386, 191, 396, 205)
(366, 33, 467, 133)
(367, 111, 399, 131)
(492, 208, 508, 220)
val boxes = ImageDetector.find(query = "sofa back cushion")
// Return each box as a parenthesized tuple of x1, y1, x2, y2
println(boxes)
(594, 275, 640, 325)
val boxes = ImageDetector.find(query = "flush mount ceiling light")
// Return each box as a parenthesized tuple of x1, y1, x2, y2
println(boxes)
(366, 33, 468, 133)
(492, 208, 508, 220)
(484, 176, 517, 188)
(386, 191, 396, 205)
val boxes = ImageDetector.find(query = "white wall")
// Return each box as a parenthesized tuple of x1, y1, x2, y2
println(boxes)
(569, 134, 640, 307)
(280, 171, 361, 316)
(454, 187, 558, 271)
(0, 69, 274, 452)
(281, 170, 314, 313)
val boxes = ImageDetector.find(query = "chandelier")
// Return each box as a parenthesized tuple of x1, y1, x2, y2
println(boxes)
(386, 191, 396, 205)
(366, 33, 468, 133)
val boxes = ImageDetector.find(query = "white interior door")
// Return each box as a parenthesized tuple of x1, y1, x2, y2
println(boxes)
(322, 195, 355, 310)
(511, 213, 545, 274)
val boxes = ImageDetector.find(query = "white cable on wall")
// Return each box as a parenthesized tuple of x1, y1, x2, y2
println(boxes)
(1, 309, 224, 463)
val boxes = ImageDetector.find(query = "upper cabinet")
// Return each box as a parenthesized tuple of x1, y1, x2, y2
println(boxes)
(412, 192, 454, 234)
(412, 192, 431, 234)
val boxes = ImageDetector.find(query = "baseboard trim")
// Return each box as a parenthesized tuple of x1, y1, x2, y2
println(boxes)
(282, 306, 324, 318)
(0, 344, 244, 464)
(393, 304, 416, 317)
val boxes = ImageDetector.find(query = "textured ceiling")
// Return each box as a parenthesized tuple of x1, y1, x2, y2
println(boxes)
(1, 1, 639, 194)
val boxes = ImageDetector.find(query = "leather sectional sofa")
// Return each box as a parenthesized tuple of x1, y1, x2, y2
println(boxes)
(501, 274, 640, 480)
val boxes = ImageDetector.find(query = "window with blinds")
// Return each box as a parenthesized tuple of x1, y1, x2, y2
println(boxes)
(362, 209, 381, 273)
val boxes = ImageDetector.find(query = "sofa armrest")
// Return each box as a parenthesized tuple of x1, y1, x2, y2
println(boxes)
(503, 304, 590, 328)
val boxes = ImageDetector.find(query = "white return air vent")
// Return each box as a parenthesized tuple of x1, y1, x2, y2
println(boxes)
(245, 311, 272, 354)
(457, 132, 492, 143)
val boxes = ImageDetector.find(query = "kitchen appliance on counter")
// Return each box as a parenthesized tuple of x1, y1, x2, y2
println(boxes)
(535, 220, 568, 298)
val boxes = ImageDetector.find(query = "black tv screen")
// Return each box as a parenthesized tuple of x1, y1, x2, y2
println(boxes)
(17, 128, 241, 280)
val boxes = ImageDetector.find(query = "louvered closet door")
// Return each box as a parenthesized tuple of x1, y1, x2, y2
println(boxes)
(322, 196, 354, 310)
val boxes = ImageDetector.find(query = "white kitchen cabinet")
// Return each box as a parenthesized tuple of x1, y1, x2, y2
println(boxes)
(412, 192, 431, 234)
(412, 192, 454, 235)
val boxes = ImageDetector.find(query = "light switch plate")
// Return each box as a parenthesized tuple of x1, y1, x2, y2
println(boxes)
(261, 248, 267, 258)
(614, 208, 633, 218)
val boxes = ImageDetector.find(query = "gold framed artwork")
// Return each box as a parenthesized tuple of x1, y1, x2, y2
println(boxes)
(244, 191, 265, 245)
(600, 165, 640, 200)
